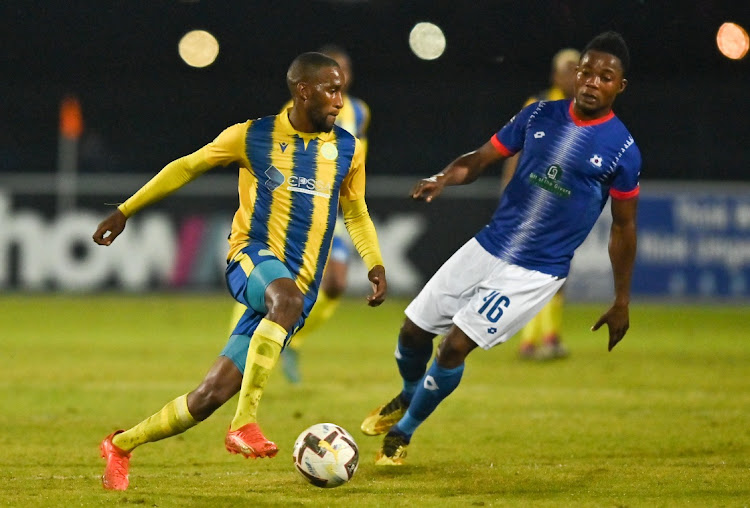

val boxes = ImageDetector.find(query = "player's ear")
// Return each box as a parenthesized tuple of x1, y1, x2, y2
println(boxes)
(619, 78, 628, 94)
(297, 82, 310, 101)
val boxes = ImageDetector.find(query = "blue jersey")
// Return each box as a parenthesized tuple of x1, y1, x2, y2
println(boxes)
(476, 100, 641, 277)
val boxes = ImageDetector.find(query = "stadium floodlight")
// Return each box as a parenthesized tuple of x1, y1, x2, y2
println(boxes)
(178, 30, 220, 68)
(716, 22, 749, 60)
(409, 22, 446, 61)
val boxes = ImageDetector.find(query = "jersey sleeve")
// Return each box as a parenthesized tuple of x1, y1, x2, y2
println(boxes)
(610, 140, 642, 200)
(118, 122, 250, 217)
(491, 103, 537, 157)
(339, 137, 366, 201)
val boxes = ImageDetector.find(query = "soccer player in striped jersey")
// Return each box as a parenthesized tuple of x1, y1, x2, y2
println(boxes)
(228, 45, 371, 383)
(361, 31, 640, 466)
(92, 52, 387, 490)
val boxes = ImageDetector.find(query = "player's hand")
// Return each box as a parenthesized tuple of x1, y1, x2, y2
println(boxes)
(92, 209, 127, 246)
(410, 174, 445, 203)
(366, 265, 387, 307)
(591, 303, 629, 351)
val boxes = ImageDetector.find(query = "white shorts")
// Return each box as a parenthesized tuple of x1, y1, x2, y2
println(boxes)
(405, 238, 565, 350)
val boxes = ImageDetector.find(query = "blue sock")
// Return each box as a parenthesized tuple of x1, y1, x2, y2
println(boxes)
(393, 361, 464, 438)
(395, 339, 433, 403)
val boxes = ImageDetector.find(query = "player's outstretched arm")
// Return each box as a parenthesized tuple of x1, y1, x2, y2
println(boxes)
(591, 196, 638, 351)
(92, 208, 127, 246)
(366, 265, 387, 307)
(411, 140, 505, 203)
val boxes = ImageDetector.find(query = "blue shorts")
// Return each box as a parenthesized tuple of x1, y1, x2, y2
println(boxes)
(221, 243, 313, 373)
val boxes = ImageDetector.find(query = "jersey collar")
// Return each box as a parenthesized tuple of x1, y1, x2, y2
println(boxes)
(279, 108, 334, 142)
(568, 100, 615, 127)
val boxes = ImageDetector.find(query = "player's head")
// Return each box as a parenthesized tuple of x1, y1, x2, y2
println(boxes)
(574, 32, 629, 118)
(319, 44, 352, 93)
(550, 48, 580, 99)
(287, 52, 344, 132)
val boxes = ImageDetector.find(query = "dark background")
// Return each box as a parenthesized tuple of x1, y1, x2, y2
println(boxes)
(2, 0, 749, 180)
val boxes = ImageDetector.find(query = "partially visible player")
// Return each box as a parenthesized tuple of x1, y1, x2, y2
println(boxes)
(228, 45, 371, 383)
(501, 48, 581, 361)
(93, 52, 387, 490)
(361, 32, 639, 466)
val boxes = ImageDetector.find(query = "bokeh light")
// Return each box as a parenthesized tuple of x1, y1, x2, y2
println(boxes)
(178, 30, 220, 68)
(409, 22, 446, 60)
(716, 22, 749, 60)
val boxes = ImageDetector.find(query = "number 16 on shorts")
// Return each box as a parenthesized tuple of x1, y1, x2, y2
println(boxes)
(477, 290, 510, 323)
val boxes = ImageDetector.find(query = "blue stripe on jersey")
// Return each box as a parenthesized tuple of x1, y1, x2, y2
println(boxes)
(282, 136, 319, 285)
(310, 128, 357, 288)
(351, 100, 366, 138)
(245, 117, 275, 245)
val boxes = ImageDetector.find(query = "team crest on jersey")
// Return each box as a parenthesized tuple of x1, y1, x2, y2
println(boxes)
(320, 141, 338, 160)
(589, 154, 603, 167)
(529, 164, 571, 198)
(264, 165, 285, 191)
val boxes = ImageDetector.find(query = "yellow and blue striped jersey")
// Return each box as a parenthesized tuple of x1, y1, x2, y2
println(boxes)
(118, 110, 381, 298)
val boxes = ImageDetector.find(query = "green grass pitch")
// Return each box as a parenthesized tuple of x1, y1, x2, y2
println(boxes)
(1, 294, 748, 507)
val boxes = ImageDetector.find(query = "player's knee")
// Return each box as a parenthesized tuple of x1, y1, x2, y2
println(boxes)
(399, 318, 435, 349)
(321, 284, 345, 299)
(266, 288, 304, 325)
(435, 335, 473, 368)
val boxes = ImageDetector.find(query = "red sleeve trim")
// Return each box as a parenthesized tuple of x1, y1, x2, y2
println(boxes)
(610, 186, 640, 200)
(490, 134, 513, 157)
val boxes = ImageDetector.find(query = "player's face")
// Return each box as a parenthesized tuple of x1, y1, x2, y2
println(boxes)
(307, 66, 344, 132)
(573, 50, 627, 119)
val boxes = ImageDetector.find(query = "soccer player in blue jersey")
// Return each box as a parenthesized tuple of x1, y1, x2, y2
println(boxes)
(361, 31, 640, 465)
(92, 52, 387, 490)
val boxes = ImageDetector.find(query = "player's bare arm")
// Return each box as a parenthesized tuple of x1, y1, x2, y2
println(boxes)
(411, 140, 506, 203)
(592, 196, 638, 351)
(92, 208, 127, 246)
(366, 264, 387, 307)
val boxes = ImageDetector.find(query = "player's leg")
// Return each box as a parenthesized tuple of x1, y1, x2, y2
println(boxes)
(101, 356, 242, 490)
(518, 311, 542, 359)
(375, 326, 477, 465)
(536, 289, 567, 360)
(282, 228, 350, 383)
(362, 239, 487, 438)
(224, 248, 304, 458)
(360, 318, 435, 436)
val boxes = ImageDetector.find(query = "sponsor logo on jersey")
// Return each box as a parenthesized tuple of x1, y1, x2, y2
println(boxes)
(279, 142, 289, 153)
(529, 164, 572, 198)
(589, 154, 603, 167)
(264, 165, 285, 191)
(287, 175, 332, 198)
(534, 131, 546, 139)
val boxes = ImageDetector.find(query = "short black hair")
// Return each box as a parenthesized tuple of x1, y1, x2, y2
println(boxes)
(582, 31, 630, 74)
(286, 52, 340, 95)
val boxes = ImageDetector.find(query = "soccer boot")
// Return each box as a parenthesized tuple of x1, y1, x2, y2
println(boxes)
(535, 336, 569, 361)
(360, 393, 408, 436)
(374, 430, 409, 466)
(100, 430, 131, 490)
(225, 423, 279, 458)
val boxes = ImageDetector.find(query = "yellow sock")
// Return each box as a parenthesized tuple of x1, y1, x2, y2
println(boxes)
(228, 301, 248, 335)
(229, 318, 286, 431)
(288, 291, 340, 351)
(520, 312, 542, 348)
(112, 394, 197, 452)
(540, 292, 564, 342)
